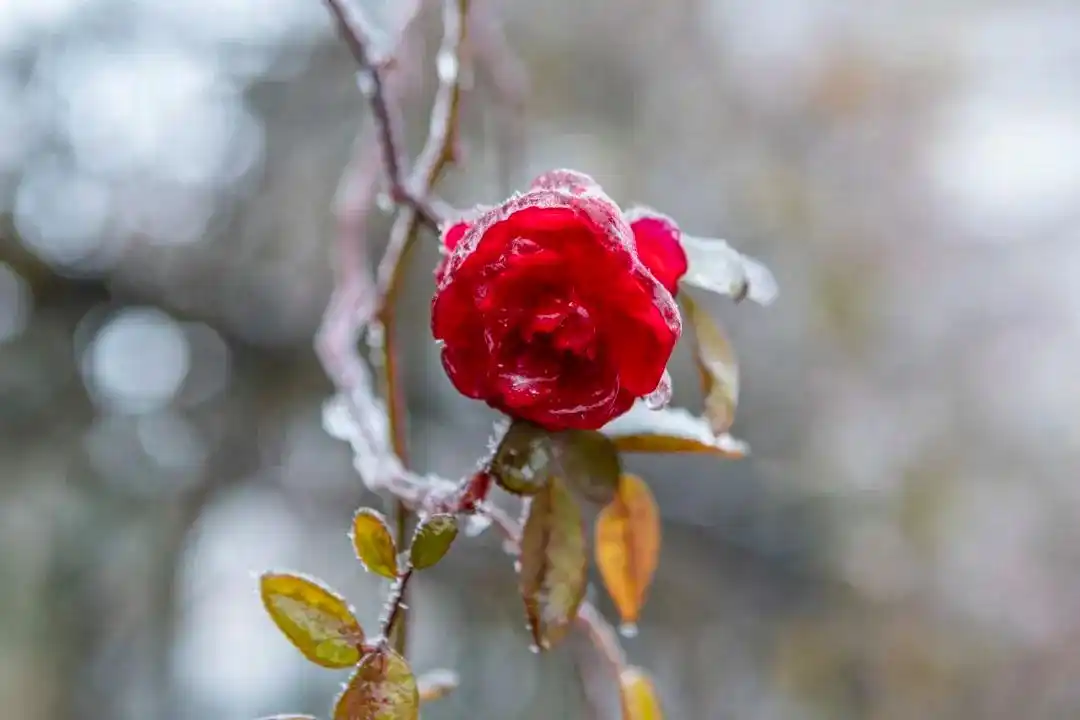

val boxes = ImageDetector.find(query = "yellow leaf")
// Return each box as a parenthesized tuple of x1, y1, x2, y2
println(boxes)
(619, 667, 664, 720)
(259, 573, 363, 669)
(595, 474, 660, 629)
(519, 476, 587, 650)
(334, 648, 419, 720)
(682, 293, 739, 435)
(409, 514, 458, 570)
(351, 508, 399, 579)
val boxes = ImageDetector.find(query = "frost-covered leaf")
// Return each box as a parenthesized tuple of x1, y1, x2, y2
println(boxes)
(682, 294, 739, 434)
(416, 668, 459, 704)
(680, 234, 777, 306)
(259, 573, 363, 668)
(595, 474, 660, 629)
(351, 508, 399, 578)
(491, 421, 554, 495)
(334, 648, 418, 720)
(602, 403, 749, 458)
(409, 514, 458, 570)
(491, 421, 620, 503)
(519, 476, 587, 650)
(619, 667, 664, 720)
(558, 429, 621, 504)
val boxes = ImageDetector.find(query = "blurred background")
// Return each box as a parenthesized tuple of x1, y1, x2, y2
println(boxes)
(1, 0, 1076, 717)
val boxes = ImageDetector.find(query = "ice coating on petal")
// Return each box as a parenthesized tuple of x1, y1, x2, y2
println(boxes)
(530, 168, 598, 194)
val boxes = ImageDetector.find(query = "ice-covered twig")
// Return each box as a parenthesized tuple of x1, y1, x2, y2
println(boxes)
(322, 0, 442, 232)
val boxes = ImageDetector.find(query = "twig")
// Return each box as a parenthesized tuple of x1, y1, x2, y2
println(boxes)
(373, 0, 471, 656)
(322, 0, 442, 232)
(315, 0, 626, 691)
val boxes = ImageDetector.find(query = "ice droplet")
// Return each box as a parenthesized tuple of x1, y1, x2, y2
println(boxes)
(376, 191, 394, 214)
(528, 643, 541, 655)
(619, 622, 639, 638)
(513, 560, 522, 574)
(464, 513, 492, 538)
(644, 370, 673, 410)
(436, 50, 458, 84)
(355, 69, 376, 97)
(366, 321, 385, 352)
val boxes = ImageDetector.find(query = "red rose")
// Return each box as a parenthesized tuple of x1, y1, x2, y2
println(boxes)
(431, 169, 688, 431)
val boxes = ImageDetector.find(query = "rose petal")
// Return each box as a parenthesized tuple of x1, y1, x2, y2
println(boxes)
(442, 220, 471, 253)
(626, 207, 688, 295)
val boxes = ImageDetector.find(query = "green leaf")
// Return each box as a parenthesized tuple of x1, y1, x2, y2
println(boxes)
(519, 475, 587, 650)
(334, 648, 419, 720)
(409, 514, 458, 570)
(602, 403, 748, 458)
(682, 293, 739, 434)
(259, 573, 363, 668)
(490, 421, 556, 495)
(491, 421, 621, 504)
(558, 429, 621, 505)
(351, 508, 399, 579)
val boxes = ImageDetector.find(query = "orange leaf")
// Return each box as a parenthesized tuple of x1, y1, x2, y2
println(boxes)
(351, 508, 399, 579)
(595, 474, 660, 630)
(619, 667, 665, 719)
(259, 573, 363, 669)
(334, 648, 419, 720)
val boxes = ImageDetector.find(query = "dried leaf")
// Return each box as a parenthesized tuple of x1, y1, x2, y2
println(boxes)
(680, 234, 777, 306)
(602, 403, 749, 458)
(334, 648, 419, 720)
(409, 514, 458, 570)
(416, 668, 459, 704)
(682, 294, 739, 434)
(619, 667, 665, 720)
(259, 573, 363, 669)
(595, 474, 660, 628)
(491, 420, 620, 503)
(351, 508, 399, 579)
(519, 476, 587, 650)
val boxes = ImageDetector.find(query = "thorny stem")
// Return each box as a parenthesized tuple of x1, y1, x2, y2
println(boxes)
(381, 567, 415, 646)
(315, 0, 628, 695)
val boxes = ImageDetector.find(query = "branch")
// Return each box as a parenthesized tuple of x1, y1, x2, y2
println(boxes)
(372, 0, 471, 656)
(314, 0, 626, 692)
(322, 0, 442, 232)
